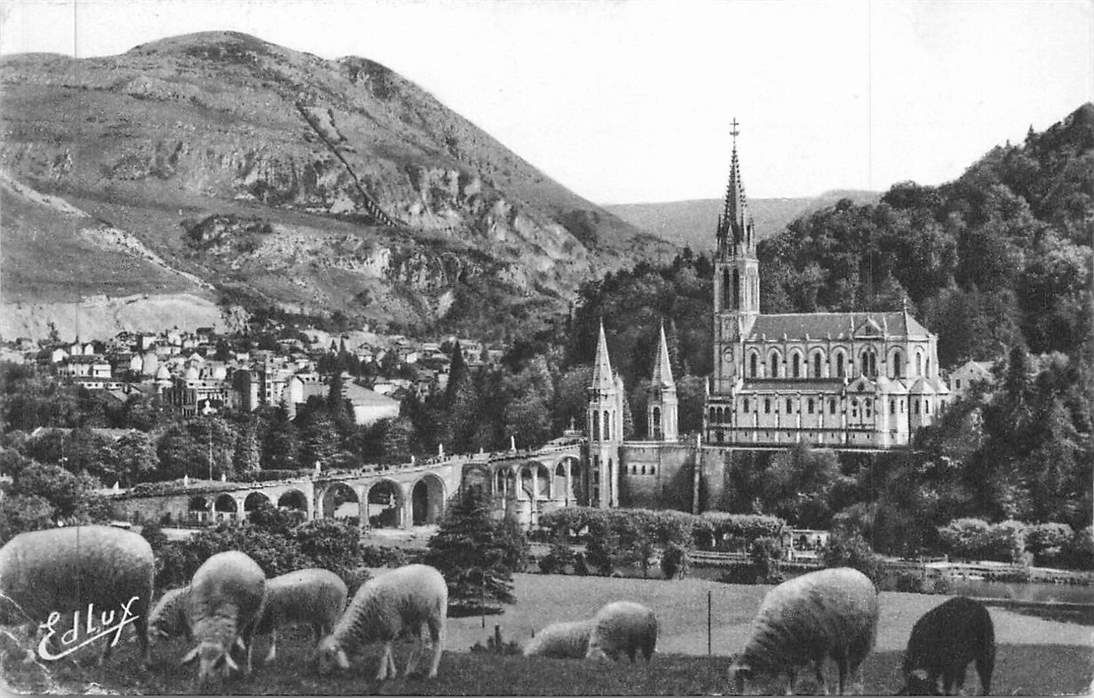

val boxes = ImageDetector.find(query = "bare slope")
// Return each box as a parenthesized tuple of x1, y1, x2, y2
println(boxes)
(0, 32, 674, 338)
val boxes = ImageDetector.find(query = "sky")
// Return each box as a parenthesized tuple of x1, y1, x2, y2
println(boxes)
(1, 0, 1091, 204)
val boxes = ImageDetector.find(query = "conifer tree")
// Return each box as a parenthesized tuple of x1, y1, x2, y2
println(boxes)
(424, 485, 527, 612)
(233, 417, 261, 474)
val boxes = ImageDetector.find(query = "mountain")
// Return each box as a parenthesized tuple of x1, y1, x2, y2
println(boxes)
(605, 190, 880, 249)
(0, 32, 674, 341)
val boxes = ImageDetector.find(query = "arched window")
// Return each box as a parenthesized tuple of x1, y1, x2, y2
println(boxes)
(851, 400, 859, 418)
(925, 400, 930, 414)
(770, 353, 780, 378)
(807, 398, 815, 414)
(916, 352, 923, 376)
(750, 353, 759, 377)
(890, 399, 895, 413)
(592, 410, 600, 441)
(743, 398, 751, 413)
(836, 353, 845, 378)
(813, 352, 823, 378)
(652, 407, 662, 438)
(602, 410, 610, 440)
(764, 398, 771, 414)
(914, 400, 920, 415)
(892, 350, 904, 378)
(786, 398, 793, 414)
(829, 399, 837, 414)
(722, 268, 732, 310)
(732, 269, 740, 310)
(792, 353, 801, 378)
(864, 399, 872, 418)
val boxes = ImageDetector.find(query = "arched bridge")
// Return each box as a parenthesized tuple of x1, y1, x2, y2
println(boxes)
(110, 438, 585, 530)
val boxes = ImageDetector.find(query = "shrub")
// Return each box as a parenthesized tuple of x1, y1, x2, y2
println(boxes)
(937, 518, 991, 560)
(1065, 526, 1094, 570)
(660, 543, 690, 579)
(938, 518, 1028, 563)
(821, 531, 880, 582)
(360, 545, 409, 568)
(1027, 522, 1074, 566)
(696, 513, 788, 552)
(749, 536, 783, 583)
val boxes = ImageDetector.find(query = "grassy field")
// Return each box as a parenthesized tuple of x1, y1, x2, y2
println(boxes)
(3, 572, 1091, 695)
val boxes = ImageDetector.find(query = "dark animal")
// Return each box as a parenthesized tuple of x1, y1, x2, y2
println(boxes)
(899, 596, 995, 695)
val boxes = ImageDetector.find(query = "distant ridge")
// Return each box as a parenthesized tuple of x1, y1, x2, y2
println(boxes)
(605, 190, 880, 249)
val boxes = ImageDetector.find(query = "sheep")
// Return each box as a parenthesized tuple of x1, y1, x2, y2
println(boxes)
(899, 596, 995, 696)
(729, 567, 879, 695)
(149, 586, 192, 643)
(254, 568, 347, 663)
(316, 563, 447, 680)
(522, 619, 594, 659)
(586, 601, 658, 663)
(180, 550, 267, 686)
(0, 525, 154, 666)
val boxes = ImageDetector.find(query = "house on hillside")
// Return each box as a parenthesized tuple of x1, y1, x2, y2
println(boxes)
(948, 360, 996, 399)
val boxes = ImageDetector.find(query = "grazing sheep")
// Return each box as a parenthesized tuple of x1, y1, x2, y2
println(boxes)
(317, 563, 447, 680)
(149, 586, 192, 643)
(586, 601, 657, 663)
(730, 567, 879, 695)
(0, 525, 154, 666)
(180, 551, 266, 686)
(255, 568, 347, 663)
(899, 596, 995, 696)
(522, 619, 594, 659)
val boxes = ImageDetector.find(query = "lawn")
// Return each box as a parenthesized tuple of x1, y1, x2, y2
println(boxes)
(2, 572, 1091, 695)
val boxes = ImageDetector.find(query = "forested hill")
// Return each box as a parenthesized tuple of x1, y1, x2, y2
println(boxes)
(757, 102, 1093, 368)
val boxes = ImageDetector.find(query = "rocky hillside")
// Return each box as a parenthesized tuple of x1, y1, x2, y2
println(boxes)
(0, 32, 673, 340)
(605, 190, 880, 249)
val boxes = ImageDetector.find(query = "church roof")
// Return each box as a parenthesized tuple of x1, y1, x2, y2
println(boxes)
(590, 321, 615, 392)
(650, 323, 675, 388)
(747, 312, 931, 341)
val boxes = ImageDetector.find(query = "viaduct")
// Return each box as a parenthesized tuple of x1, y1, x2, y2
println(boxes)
(110, 439, 584, 530)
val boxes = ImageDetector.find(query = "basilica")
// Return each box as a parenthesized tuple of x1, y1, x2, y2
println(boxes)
(583, 127, 950, 510)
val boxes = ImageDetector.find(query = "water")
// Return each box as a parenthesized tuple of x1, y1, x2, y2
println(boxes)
(945, 578, 1094, 606)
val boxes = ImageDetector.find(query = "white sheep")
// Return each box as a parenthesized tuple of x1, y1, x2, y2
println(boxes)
(522, 619, 594, 659)
(316, 563, 447, 680)
(586, 601, 658, 663)
(149, 586, 192, 643)
(180, 550, 267, 686)
(730, 567, 879, 695)
(254, 568, 347, 663)
(0, 525, 154, 666)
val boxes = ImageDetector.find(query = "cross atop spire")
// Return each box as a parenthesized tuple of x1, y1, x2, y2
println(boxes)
(720, 117, 750, 239)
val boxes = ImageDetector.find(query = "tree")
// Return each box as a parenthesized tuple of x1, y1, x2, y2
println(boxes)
(761, 443, 847, 529)
(10, 462, 93, 520)
(381, 417, 417, 463)
(262, 405, 300, 470)
(0, 493, 54, 544)
(111, 430, 159, 486)
(232, 418, 261, 475)
(424, 485, 527, 613)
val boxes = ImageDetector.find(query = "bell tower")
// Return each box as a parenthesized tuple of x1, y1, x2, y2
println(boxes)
(647, 322, 678, 441)
(586, 321, 623, 507)
(712, 119, 759, 395)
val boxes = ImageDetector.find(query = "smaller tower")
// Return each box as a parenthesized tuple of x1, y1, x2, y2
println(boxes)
(647, 322, 678, 441)
(587, 321, 623, 508)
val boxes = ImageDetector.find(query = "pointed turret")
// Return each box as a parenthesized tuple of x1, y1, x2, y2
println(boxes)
(590, 320, 615, 392)
(717, 118, 754, 250)
(651, 322, 675, 388)
(647, 322, 679, 442)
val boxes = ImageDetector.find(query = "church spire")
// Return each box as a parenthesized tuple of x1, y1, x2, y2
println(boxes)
(651, 322, 675, 388)
(591, 320, 615, 392)
(721, 118, 750, 240)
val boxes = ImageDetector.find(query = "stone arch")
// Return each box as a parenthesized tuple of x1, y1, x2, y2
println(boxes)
(320, 482, 360, 520)
(411, 474, 445, 526)
(366, 479, 403, 528)
(214, 493, 238, 521)
(243, 491, 271, 518)
(278, 489, 309, 513)
(496, 468, 517, 497)
(188, 495, 210, 524)
(767, 349, 782, 378)
(859, 347, 878, 377)
(555, 456, 583, 505)
(519, 462, 550, 500)
(463, 466, 489, 493)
